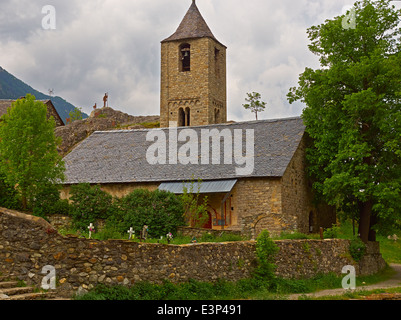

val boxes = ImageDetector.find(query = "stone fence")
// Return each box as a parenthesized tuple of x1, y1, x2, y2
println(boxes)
(0, 208, 386, 298)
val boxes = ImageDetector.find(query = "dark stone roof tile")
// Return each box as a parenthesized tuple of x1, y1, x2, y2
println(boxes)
(62, 117, 305, 184)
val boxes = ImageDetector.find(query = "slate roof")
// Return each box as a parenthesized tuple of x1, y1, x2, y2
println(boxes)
(162, 0, 225, 47)
(62, 117, 305, 185)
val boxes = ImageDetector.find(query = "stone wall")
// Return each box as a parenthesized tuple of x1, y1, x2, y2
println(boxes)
(281, 135, 336, 234)
(176, 226, 241, 238)
(0, 208, 386, 298)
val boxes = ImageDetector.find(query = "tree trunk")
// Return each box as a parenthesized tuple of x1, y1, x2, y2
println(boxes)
(358, 200, 373, 243)
(368, 211, 377, 242)
(22, 195, 27, 211)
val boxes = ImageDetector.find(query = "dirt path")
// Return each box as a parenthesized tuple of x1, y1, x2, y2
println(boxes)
(287, 264, 401, 300)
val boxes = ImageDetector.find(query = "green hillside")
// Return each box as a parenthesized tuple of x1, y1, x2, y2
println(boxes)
(0, 66, 88, 123)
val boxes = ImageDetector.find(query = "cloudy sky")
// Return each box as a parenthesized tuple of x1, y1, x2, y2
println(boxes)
(0, 0, 400, 121)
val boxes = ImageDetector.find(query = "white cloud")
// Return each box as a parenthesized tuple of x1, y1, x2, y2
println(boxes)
(0, 0, 399, 121)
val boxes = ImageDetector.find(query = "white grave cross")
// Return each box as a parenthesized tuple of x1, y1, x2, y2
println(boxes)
(88, 223, 94, 239)
(127, 227, 135, 240)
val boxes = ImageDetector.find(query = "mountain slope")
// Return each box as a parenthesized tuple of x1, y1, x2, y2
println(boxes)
(0, 66, 88, 123)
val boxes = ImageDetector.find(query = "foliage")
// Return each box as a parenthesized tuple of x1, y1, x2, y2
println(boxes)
(0, 173, 21, 210)
(276, 231, 317, 240)
(69, 183, 113, 231)
(287, 0, 401, 242)
(139, 121, 160, 129)
(73, 271, 354, 300)
(68, 107, 83, 122)
(107, 189, 185, 238)
(0, 94, 65, 209)
(32, 184, 70, 218)
(323, 224, 341, 239)
(242, 92, 267, 120)
(254, 230, 279, 282)
(349, 237, 367, 262)
(180, 179, 209, 228)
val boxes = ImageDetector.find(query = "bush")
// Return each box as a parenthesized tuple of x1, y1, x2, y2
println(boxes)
(106, 189, 185, 238)
(32, 184, 70, 218)
(254, 230, 279, 282)
(69, 183, 114, 231)
(323, 224, 340, 239)
(349, 237, 366, 262)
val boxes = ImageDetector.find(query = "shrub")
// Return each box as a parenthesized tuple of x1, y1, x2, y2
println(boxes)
(69, 183, 114, 231)
(32, 184, 70, 218)
(349, 237, 366, 262)
(254, 230, 279, 282)
(323, 224, 340, 239)
(106, 189, 185, 238)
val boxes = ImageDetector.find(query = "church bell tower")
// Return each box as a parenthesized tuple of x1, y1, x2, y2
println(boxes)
(160, 0, 227, 127)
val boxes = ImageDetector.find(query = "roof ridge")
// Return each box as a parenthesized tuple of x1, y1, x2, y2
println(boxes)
(91, 116, 303, 134)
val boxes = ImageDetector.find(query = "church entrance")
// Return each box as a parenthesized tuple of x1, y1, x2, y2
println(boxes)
(202, 211, 212, 229)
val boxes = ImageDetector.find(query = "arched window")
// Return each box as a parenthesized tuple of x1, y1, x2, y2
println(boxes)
(178, 108, 185, 126)
(180, 43, 191, 72)
(214, 108, 220, 123)
(185, 107, 190, 126)
(309, 211, 314, 233)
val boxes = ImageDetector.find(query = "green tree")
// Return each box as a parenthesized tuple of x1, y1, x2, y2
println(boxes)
(287, 0, 401, 242)
(0, 94, 65, 209)
(242, 92, 267, 120)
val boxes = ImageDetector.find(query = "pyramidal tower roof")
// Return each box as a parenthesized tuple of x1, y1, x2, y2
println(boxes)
(162, 0, 224, 46)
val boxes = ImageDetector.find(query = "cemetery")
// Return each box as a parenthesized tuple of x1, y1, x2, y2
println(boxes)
(0, 206, 387, 298)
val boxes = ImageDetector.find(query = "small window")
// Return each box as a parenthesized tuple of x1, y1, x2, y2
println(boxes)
(180, 44, 191, 72)
(214, 48, 220, 77)
(214, 108, 220, 123)
(309, 211, 314, 233)
(185, 107, 190, 126)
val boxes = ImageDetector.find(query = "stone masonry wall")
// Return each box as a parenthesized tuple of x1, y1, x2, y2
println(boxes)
(234, 178, 289, 238)
(0, 208, 386, 298)
(160, 38, 227, 128)
(281, 135, 336, 234)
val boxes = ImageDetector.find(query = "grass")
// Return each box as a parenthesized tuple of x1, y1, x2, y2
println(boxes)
(58, 225, 247, 244)
(75, 265, 397, 300)
(74, 275, 340, 300)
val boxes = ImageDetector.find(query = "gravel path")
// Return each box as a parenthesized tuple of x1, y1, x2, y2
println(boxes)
(287, 263, 401, 300)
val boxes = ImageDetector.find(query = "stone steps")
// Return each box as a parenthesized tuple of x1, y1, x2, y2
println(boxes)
(0, 277, 55, 300)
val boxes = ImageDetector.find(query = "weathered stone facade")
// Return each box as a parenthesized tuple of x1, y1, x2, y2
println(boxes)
(0, 208, 386, 298)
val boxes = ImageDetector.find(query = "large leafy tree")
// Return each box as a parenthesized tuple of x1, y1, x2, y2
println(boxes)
(0, 94, 65, 209)
(288, 0, 401, 242)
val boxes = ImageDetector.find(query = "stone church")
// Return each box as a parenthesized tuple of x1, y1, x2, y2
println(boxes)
(61, 0, 335, 237)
